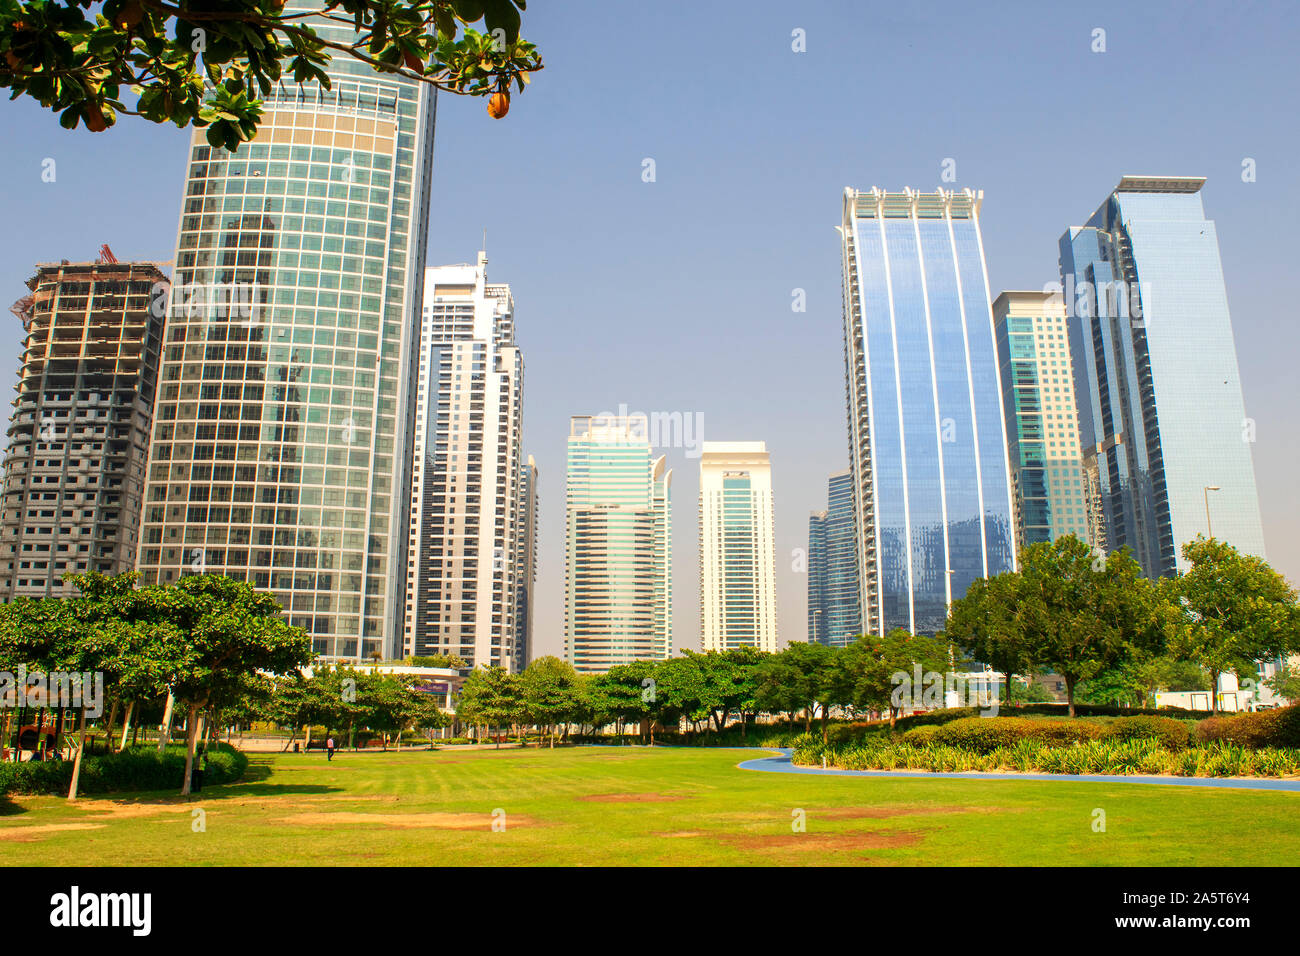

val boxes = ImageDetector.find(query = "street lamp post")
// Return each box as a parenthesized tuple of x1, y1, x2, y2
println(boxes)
(1203, 485, 1221, 539)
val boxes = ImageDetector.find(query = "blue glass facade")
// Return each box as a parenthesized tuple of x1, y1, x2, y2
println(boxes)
(807, 470, 861, 646)
(840, 188, 1016, 637)
(1058, 177, 1266, 576)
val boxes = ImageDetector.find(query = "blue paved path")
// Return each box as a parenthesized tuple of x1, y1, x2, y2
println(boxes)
(737, 748, 1300, 792)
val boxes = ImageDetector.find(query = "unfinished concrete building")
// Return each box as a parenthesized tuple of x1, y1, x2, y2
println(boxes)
(1, 254, 168, 598)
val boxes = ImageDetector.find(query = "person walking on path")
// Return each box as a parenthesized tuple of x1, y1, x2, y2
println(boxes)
(326, 736, 336, 761)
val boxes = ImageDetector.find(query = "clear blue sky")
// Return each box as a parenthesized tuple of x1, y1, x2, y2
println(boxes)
(2, 0, 1297, 659)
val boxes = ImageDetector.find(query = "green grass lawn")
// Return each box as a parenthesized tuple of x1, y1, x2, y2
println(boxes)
(2, 745, 1296, 865)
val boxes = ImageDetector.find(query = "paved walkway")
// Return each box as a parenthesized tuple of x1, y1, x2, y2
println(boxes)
(738, 748, 1300, 792)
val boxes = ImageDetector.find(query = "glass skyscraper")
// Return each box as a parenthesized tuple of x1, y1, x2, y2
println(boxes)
(807, 470, 860, 647)
(564, 415, 671, 673)
(839, 187, 1017, 637)
(136, 7, 437, 659)
(993, 290, 1093, 549)
(699, 442, 778, 653)
(1058, 176, 1265, 576)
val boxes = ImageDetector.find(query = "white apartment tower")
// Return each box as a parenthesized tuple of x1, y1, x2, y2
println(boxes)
(405, 255, 525, 670)
(699, 441, 778, 653)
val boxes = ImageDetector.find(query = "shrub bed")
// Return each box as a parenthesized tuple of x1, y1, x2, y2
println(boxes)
(1104, 715, 1193, 750)
(1196, 705, 1300, 749)
(0, 743, 248, 796)
(929, 717, 1104, 753)
(791, 737, 1300, 778)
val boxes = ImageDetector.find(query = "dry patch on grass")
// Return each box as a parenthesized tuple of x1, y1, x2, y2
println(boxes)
(66, 799, 194, 820)
(280, 811, 535, 830)
(578, 793, 689, 803)
(0, 822, 108, 842)
(813, 804, 1012, 820)
(721, 829, 924, 854)
(655, 830, 706, 838)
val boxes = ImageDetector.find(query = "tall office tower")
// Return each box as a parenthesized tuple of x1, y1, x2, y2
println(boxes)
(2, 258, 167, 598)
(839, 187, 1017, 637)
(1059, 177, 1266, 576)
(699, 441, 778, 653)
(806, 470, 861, 646)
(565, 415, 671, 673)
(807, 509, 827, 644)
(136, 6, 437, 660)
(404, 258, 523, 670)
(513, 455, 538, 671)
(993, 291, 1092, 549)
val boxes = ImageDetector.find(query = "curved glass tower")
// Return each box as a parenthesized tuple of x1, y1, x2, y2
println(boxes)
(136, 8, 437, 660)
(839, 187, 1017, 637)
(1058, 176, 1265, 576)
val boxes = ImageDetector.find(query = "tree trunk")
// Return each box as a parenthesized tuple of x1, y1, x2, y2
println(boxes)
(104, 699, 119, 753)
(67, 708, 89, 800)
(1065, 675, 1077, 718)
(1209, 669, 1221, 714)
(821, 703, 830, 742)
(888, 706, 898, 729)
(157, 690, 175, 754)
(180, 703, 200, 796)
(119, 700, 135, 750)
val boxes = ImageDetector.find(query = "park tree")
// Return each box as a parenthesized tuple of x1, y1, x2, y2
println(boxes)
(457, 664, 522, 746)
(157, 574, 313, 794)
(520, 656, 579, 747)
(1017, 538, 1163, 717)
(65, 572, 181, 752)
(654, 655, 712, 736)
(840, 629, 951, 729)
(1265, 663, 1300, 704)
(1163, 537, 1300, 713)
(945, 571, 1037, 704)
(0, 1, 542, 149)
(755, 641, 837, 730)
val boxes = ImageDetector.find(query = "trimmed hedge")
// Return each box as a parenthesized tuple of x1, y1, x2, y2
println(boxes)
(0, 743, 247, 797)
(930, 717, 1104, 753)
(1196, 705, 1300, 749)
(1104, 715, 1193, 750)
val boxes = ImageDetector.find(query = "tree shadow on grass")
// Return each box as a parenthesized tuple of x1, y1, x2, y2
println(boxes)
(0, 793, 26, 817)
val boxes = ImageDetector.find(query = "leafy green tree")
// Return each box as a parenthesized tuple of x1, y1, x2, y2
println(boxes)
(1163, 537, 1300, 713)
(1265, 663, 1300, 704)
(158, 574, 313, 793)
(653, 655, 712, 735)
(520, 656, 579, 747)
(1017, 538, 1163, 717)
(0, 1, 542, 148)
(457, 664, 522, 746)
(840, 629, 951, 728)
(585, 662, 651, 737)
(945, 570, 1037, 703)
(755, 642, 839, 730)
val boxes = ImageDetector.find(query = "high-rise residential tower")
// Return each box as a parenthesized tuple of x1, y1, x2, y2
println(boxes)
(136, 6, 437, 659)
(514, 455, 538, 671)
(565, 415, 671, 673)
(699, 441, 778, 653)
(993, 290, 1092, 549)
(404, 257, 524, 670)
(2, 257, 167, 598)
(807, 469, 860, 646)
(1059, 176, 1265, 575)
(839, 187, 1017, 637)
